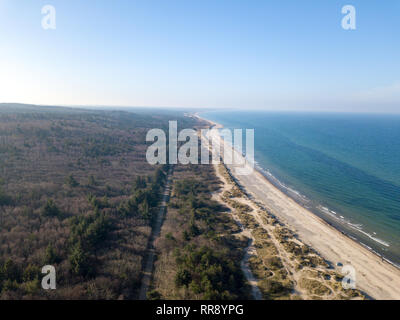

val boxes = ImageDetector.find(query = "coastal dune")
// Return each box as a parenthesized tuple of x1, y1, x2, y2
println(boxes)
(203, 118, 400, 300)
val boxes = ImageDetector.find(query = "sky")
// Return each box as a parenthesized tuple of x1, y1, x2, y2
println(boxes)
(0, 0, 399, 112)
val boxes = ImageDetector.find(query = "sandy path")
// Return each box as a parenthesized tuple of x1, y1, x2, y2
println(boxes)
(138, 170, 172, 300)
(214, 162, 350, 299)
(204, 123, 400, 300)
(211, 165, 262, 300)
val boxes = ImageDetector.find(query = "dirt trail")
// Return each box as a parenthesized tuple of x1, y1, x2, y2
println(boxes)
(138, 169, 172, 300)
(214, 163, 347, 300)
(252, 208, 343, 299)
(245, 199, 312, 299)
(201, 128, 356, 299)
(212, 165, 263, 300)
(213, 166, 301, 298)
(212, 165, 262, 300)
(240, 234, 262, 300)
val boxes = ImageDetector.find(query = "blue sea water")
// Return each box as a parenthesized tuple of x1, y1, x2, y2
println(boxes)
(201, 111, 400, 267)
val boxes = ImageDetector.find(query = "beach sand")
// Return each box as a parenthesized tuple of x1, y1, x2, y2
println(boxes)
(198, 114, 400, 300)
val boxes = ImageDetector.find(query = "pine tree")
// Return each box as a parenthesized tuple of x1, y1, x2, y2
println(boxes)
(44, 244, 58, 264)
(69, 242, 88, 276)
(42, 199, 60, 217)
(66, 174, 79, 187)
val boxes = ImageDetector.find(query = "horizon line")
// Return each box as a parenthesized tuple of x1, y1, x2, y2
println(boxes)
(1, 102, 400, 115)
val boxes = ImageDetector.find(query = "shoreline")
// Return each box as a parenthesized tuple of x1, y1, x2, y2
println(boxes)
(196, 112, 396, 266)
(195, 113, 400, 300)
(254, 164, 398, 268)
(196, 112, 398, 265)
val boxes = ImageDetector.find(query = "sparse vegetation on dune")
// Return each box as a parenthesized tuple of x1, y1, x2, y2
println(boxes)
(216, 163, 365, 300)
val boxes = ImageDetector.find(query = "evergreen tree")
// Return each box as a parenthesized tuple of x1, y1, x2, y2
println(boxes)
(44, 244, 58, 264)
(66, 174, 79, 187)
(69, 242, 89, 276)
(42, 199, 60, 217)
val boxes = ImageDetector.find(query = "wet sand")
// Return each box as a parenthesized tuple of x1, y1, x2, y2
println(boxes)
(199, 115, 400, 300)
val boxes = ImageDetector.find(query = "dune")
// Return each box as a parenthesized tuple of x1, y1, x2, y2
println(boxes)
(199, 115, 400, 300)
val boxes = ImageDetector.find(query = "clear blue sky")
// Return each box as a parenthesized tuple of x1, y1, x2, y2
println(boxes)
(0, 0, 399, 112)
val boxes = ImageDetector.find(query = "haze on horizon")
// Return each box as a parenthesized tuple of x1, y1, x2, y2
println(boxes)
(0, 0, 399, 113)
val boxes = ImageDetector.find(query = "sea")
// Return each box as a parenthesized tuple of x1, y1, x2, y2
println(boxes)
(201, 110, 400, 268)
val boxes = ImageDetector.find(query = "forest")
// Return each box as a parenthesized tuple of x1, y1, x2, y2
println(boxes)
(0, 103, 195, 299)
(150, 161, 251, 299)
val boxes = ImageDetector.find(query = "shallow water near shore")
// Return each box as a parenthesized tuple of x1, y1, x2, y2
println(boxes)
(201, 110, 400, 267)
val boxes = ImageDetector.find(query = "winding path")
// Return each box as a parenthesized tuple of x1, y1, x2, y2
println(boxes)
(212, 165, 262, 300)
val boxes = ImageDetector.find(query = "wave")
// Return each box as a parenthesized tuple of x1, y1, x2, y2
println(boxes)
(255, 159, 392, 249)
(254, 161, 397, 264)
(255, 163, 310, 203)
(203, 115, 400, 269)
(316, 205, 390, 247)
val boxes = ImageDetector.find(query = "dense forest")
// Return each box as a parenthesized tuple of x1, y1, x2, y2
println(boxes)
(151, 161, 251, 299)
(0, 103, 195, 299)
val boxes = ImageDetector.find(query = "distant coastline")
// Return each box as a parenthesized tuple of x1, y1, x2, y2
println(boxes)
(196, 111, 400, 269)
(195, 112, 400, 299)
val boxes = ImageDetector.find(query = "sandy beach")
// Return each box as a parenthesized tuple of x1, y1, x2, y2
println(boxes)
(198, 114, 400, 300)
